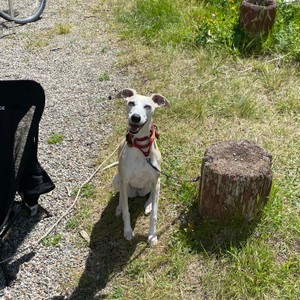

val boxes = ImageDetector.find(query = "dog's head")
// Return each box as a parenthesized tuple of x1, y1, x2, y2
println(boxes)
(115, 88, 170, 134)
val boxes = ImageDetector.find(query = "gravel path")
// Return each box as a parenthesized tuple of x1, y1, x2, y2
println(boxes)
(0, 1, 130, 298)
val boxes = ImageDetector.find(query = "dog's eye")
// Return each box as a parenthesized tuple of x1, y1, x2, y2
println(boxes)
(144, 105, 151, 110)
(128, 101, 135, 106)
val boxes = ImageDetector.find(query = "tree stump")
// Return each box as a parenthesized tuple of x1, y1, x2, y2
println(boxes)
(198, 140, 272, 221)
(239, 0, 277, 36)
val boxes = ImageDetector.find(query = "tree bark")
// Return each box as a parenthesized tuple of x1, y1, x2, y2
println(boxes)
(198, 140, 272, 221)
(239, 0, 277, 36)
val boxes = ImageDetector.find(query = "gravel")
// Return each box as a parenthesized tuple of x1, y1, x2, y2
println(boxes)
(0, 0, 130, 298)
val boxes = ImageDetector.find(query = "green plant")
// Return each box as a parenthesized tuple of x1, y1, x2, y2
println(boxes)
(98, 73, 110, 81)
(55, 23, 71, 35)
(271, 1, 300, 59)
(41, 233, 62, 247)
(72, 183, 95, 198)
(66, 184, 95, 231)
(47, 133, 64, 144)
(66, 217, 81, 230)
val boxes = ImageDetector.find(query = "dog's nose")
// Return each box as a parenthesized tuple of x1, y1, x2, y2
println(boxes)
(131, 114, 141, 124)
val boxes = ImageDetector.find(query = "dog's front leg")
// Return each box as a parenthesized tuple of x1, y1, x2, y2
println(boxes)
(120, 179, 134, 241)
(148, 177, 160, 246)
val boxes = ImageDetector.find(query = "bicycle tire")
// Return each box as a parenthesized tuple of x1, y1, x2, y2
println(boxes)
(0, 0, 46, 24)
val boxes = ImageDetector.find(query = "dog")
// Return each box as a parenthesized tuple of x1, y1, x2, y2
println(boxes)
(113, 88, 170, 245)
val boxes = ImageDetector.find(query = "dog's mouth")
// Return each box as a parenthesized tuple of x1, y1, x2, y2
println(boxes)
(128, 123, 145, 134)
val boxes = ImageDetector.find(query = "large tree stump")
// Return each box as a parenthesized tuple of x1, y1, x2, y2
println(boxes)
(198, 140, 272, 221)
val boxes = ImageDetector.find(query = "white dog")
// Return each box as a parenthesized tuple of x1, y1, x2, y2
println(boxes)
(113, 88, 170, 245)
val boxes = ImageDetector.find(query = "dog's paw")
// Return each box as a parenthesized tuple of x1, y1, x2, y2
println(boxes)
(148, 234, 158, 246)
(124, 229, 135, 241)
(115, 205, 122, 217)
(144, 202, 152, 215)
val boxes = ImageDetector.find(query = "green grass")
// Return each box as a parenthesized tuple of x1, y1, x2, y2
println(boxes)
(41, 233, 62, 247)
(47, 132, 64, 144)
(63, 0, 300, 299)
(55, 23, 72, 35)
(98, 72, 110, 81)
(66, 184, 96, 231)
(25, 22, 72, 49)
(116, 0, 300, 60)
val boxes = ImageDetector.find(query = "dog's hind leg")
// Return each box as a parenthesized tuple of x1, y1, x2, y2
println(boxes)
(148, 178, 160, 246)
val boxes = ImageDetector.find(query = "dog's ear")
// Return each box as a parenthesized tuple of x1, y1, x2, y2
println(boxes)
(115, 88, 137, 99)
(151, 94, 170, 108)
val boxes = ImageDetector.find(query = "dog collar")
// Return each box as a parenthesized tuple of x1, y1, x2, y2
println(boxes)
(126, 123, 159, 157)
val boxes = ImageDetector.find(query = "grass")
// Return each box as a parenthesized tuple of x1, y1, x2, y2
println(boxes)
(55, 23, 72, 35)
(115, 0, 300, 59)
(66, 184, 96, 232)
(41, 233, 62, 247)
(63, 0, 300, 299)
(47, 132, 64, 144)
(98, 72, 110, 81)
(25, 22, 72, 49)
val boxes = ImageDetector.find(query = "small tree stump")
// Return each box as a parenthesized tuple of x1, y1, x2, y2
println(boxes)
(239, 0, 277, 36)
(198, 140, 272, 221)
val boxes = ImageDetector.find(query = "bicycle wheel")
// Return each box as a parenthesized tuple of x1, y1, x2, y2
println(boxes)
(0, 0, 46, 24)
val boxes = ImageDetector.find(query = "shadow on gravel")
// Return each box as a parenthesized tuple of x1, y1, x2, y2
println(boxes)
(66, 193, 147, 300)
(0, 209, 46, 288)
(0, 22, 17, 39)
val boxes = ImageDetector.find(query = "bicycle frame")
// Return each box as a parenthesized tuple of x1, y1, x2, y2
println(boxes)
(8, 0, 16, 32)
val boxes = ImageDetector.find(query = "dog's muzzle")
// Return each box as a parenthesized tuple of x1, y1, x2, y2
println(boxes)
(128, 114, 146, 134)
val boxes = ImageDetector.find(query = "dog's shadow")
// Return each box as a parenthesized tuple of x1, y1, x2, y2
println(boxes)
(67, 193, 147, 300)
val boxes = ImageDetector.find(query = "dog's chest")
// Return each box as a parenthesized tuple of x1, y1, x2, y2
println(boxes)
(120, 147, 159, 188)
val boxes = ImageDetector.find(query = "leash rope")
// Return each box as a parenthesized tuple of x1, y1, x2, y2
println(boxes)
(146, 157, 201, 183)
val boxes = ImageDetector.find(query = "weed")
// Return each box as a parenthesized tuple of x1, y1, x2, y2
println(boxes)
(109, 287, 123, 299)
(26, 23, 70, 49)
(66, 200, 93, 237)
(66, 184, 95, 232)
(72, 183, 96, 198)
(65, 217, 81, 230)
(55, 23, 71, 35)
(41, 233, 62, 247)
(26, 37, 49, 49)
(98, 73, 110, 81)
(47, 133, 64, 144)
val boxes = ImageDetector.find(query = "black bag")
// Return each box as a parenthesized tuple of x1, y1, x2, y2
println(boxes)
(0, 80, 55, 285)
